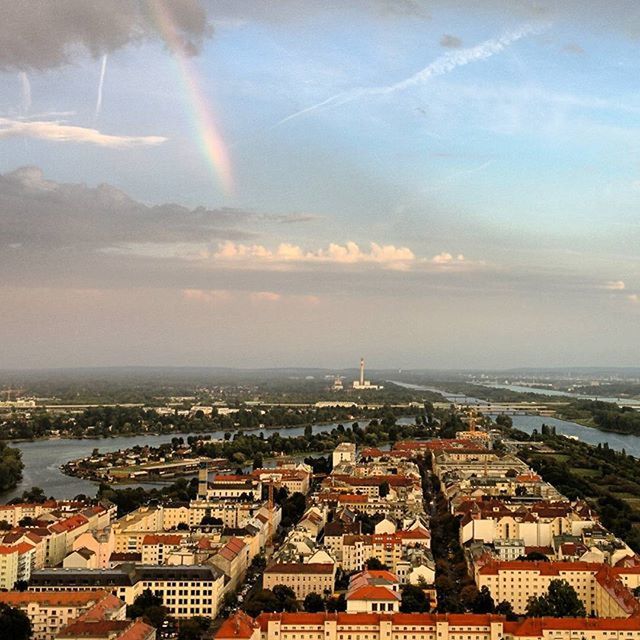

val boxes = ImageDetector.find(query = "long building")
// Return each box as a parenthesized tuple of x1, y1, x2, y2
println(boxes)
(0, 590, 124, 640)
(28, 564, 225, 619)
(216, 611, 640, 640)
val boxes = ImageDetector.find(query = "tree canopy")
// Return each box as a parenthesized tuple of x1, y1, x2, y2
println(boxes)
(526, 580, 586, 618)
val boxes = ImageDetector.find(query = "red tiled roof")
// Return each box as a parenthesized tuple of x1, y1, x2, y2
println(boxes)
(49, 514, 89, 534)
(115, 620, 155, 640)
(57, 620, 130, 638)
(0, 545, 18, 555)
(347, 585, 400, 601)
(397, 528, 431, 540)
(141, 534, 182, 546)
(216, 611, 259, 639)
(0, 590, 111, 607)
(219, 537, 248, 561)
(506, 617, 640, 635)
(367, 570, 399, 583)
(265, 562, 334, 575)
(478, 560, 600, 575)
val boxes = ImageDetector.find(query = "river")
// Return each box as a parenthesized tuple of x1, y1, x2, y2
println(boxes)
(2, 418, 417, 502)
(475, 382, 640, 407)
(505, 415, 640, 457)
(391, 379, 640, 458)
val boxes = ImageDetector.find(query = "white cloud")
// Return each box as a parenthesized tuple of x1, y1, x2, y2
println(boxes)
(250, 291, 282, 303)
(182, 289, 232, 303)
(431, 252, 466, 265)
(0, 118, 166, 148)
(182, 288, 319, 306)
(213, 240, 417, 270)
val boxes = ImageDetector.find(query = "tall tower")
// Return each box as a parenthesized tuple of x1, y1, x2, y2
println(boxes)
(197, 462, 209, 500)
(359, 358, 365, 386)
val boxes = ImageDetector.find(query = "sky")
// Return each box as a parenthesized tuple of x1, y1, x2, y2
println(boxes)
(1, 0, 640, 370)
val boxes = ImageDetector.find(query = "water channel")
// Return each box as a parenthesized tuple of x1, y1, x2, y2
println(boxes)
(2, 418, 417, 502)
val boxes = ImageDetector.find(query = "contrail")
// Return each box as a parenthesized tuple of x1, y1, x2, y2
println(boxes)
(95, 54, 108, 117)
(273, 23, 544, 129)
(18, 72, 31, 114)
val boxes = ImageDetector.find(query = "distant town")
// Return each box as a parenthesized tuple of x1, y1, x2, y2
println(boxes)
(1, 366, 640, 640)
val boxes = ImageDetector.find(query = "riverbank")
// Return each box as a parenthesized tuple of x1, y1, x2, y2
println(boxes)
(1, 416, 419, 501)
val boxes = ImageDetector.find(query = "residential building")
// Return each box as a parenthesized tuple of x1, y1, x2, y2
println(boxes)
(263, 562, 335, 599)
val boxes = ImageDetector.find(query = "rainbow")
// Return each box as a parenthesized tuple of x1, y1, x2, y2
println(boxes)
(150, 1, 233, 196)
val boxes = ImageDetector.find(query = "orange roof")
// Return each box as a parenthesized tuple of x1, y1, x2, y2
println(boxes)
(397, 528, 431, 540)
(0, 545, 18, 555)
(78, 593, 125, 621)
(506, 617, 640, 635)
(367, 570, 399, 583)
(265, 562, 334, 575)
(219, 537, 248, 561)
(0, 590, 111, 606)
(347, 585, 400, 601)
(339, 494, 368, 503)
(115, 620, 155, 640)
(141, 534, 182, 546)
(57, 620, 130, 638)
(49, 514, 89, 534)
(478, 560, 601, 575)
(217, 611, 259, 639)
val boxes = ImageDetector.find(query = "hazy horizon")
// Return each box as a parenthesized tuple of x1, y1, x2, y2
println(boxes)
(2, 1, 639, 369)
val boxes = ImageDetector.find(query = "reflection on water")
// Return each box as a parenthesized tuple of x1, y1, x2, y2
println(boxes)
(486, 383, 640, 407)
(507, 414, 640, 458)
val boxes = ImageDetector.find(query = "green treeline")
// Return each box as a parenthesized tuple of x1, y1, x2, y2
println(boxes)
(194, 411, 434, 467)
(557, 400, 640, 435)
(0, 404, 419, 440)
(520, 435, 640, 551)
(0, 442, 24, 492)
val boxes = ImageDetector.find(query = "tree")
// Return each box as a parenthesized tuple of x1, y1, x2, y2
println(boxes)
(281, 492, 306, 529)
(400, 584, 430, 613)
(272, 585, 298, 612)
(177, 617, 211, 640)
(0, 603, 32, 640)
(379, 481, 390, 498)
(472, 586, 495, 614)
(0, 443, 24, 493)
(18, 486, 46, 503)
(304, 592, 325, 613)
(243, 589, 281, 617)
(176, 522, 190, 530)
(365, 557, 388, 570)
(127, 589, 168, 628)
(13, 580, 29, 592)
(495, 600, 516, 620)
(221, 592, 238, 615)
(525, 580, 586, 618)
(326, 594, 346, 613)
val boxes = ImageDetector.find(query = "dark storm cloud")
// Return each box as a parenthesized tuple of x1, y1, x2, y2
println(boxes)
(0, 167, 252, 249)
(0, 0, 211, 71)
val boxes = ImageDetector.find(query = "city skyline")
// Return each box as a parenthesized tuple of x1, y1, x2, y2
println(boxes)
(1, 1, 639, 369)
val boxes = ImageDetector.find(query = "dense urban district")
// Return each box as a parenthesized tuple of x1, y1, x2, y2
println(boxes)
(3, 372, 640, 640)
